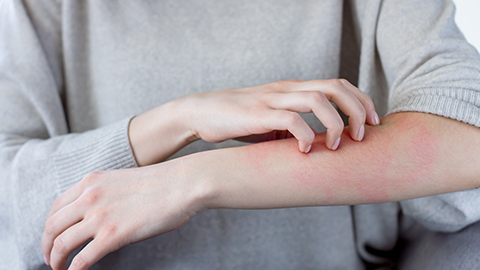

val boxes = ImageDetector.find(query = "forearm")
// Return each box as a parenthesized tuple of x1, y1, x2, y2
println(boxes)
(129, 79, 381, 166)
(128, 99, 198, 166)
(187, 112, 480, 209)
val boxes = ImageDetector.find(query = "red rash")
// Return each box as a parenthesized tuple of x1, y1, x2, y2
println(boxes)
(241, 114, 439, 206)
(387, 118, 438, 198)
(243, 140, 270, 177)
(289, 116, 438, 205)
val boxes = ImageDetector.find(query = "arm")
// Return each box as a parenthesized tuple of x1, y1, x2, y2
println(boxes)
(4, 1, 378, 268)
(41, 111, 480, 270)
(129, 78, 379, 166)
(42, 0, 480, 268)
(0, 1, 140, 269)
(372, 0, 480, 232)
(200, 112, 480, 209)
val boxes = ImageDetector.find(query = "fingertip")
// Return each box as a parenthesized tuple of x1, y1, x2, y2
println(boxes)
(304, 145, 312, 154)
(41, 233, 52, 267)
(331, 137, 341, 150)
(298, 130, 315, 153)
(373, 112, 380, 125)
(299, 142, 311, 154)
(357, 124, 365, 141)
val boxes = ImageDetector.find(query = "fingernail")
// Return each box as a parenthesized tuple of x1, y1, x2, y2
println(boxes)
(332, 137, 341, 150)
(44, 255, 49, 266)
(357, 124, 365, 141)
(374, 112, 380, 125)
(305, 145, 312, 154)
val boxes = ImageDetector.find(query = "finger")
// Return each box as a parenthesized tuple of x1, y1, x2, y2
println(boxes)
(319, 81, 366, 141)
(277, 80, 366, 141)
(338, 79, 380, 126)
(67, 237, 117, 270)
(43, 199, 86, 265)
(47, 186, 82, 220)
(260, 111, 316, 153)
(276, 79, 381, 139)
(47, 172, 99, 220)
(292, 79, 379, 126)
(49, 221, 94, 270)
(267, 91, 344, 150)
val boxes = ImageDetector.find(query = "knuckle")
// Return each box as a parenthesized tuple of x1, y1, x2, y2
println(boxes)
(71, 254, 88, 269)
(328, 78, 344, 89)
(338, 78, 349, 85)
(330, 120, 345, 134)
(286, 113, 302, 126)
(355, 106, 367, 120)
(81, 187, 102, 206)
(310, 91, 328, 105)
(44, 218, 56, 236)
(89, 209, 108, 224)
(83, 171, 103, 185)
(101, 224, 119, 239)
(355, 92, 375, 110)
(53, 237, 66, 253)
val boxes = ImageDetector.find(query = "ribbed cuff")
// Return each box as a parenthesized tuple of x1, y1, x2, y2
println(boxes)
(53, 117, 138, 193)
(392, 87, 480, 231)
(389, 88, 480, 127)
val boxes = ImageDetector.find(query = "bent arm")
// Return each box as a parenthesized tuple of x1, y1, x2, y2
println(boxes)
(186, 112, 480, 209)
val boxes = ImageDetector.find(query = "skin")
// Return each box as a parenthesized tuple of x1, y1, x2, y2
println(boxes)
(204, 112, 479, 208)
(44, 78, 380, 270)
(42, 113, 480, 270)
(243, 117, 427, 205)
(128, 79, 379, 165)
(41, 80, 480, 269)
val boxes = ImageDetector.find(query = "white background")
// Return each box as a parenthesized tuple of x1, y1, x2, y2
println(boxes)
(453, 0, 480, 51)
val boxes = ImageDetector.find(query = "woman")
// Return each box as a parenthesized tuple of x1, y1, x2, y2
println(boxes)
(1, 0, 480, 269)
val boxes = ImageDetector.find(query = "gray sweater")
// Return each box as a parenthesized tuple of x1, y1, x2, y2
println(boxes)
(1, 0, 480, 269)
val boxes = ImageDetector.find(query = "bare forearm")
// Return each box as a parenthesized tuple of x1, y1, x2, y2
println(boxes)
(128, 100, 197, 166)
(187, 112, 480, 209)
(128, 79, 380, 166)
(43, 112, 479, 268)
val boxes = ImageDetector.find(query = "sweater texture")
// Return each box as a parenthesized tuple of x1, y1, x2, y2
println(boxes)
(1, 0, 480, 269)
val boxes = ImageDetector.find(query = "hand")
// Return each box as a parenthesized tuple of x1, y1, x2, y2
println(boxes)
(42, 161, 209, 270)
(128, 78, 379, 166)
(179, 79, 380, 152)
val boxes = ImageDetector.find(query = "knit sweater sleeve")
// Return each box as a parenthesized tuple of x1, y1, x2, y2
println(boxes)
(375, 0, 480, 232)
(0, 1, 137, 269)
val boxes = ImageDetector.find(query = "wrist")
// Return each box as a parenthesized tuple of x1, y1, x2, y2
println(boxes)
(170, 95, 202, 144)
(175, 152, 220, 213)
(128, 99, 198, 166)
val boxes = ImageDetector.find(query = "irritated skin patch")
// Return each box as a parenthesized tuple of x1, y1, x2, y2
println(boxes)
(241, 114, 439, 206)
(385, 115, 438, 198)
(288, 131, 393, 205)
